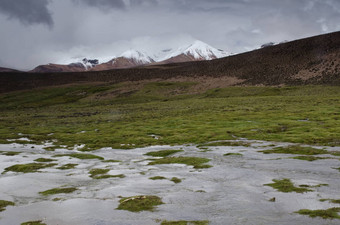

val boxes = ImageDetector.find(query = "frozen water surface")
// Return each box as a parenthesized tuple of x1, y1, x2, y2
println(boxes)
(0, 140, 339, 225)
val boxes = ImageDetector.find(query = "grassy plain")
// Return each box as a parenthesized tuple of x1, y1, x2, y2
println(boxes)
(0, 83, 339, 150)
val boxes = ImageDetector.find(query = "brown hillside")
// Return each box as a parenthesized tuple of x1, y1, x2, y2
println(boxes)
(0, 31, 339, 93)
(0, 67, 21, 73)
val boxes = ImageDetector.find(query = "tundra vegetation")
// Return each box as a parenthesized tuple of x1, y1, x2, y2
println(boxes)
(3, 163, 57, 173)
(39, 187, 78, 196)
(161, 221, 209, 225)
(0, 84, 339, 150)
(148, 156, 212, 169)
(21, 221, 46, 225)
(295, 208, 340, 219)
(117, 195, 163, 212)
(264, 179, 314, 193)
(0, 200, 15, 212)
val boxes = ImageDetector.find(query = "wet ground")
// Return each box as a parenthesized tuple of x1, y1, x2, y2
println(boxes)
(0, 140, 339, 225)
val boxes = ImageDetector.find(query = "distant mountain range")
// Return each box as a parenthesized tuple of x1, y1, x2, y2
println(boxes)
(29, 40, 229, 73)
(1, 31, 339, 94)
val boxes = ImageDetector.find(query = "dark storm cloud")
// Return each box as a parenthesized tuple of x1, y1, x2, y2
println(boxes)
(0, 0, 53, 27)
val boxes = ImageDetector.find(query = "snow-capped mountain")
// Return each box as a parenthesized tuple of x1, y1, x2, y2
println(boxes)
(159, 40, 228, 61)
(120, 50, 154, 64)
(30, 40, 229, 72)
(30, 58, 99, 73)
(90, 50, 155, 71)
(154, 40, 229, 64)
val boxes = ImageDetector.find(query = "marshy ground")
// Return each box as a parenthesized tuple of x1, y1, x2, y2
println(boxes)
(0, 84, 340, 224)
(0, 140, 339, 224)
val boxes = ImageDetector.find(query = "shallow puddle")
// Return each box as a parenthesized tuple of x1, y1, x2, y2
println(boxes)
(0, 140, 339, 225)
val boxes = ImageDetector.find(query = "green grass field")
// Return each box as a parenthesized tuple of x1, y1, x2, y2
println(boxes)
(0, 82, 339, 150)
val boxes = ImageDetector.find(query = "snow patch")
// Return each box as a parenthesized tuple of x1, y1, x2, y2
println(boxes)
(120, 50, 154, 64)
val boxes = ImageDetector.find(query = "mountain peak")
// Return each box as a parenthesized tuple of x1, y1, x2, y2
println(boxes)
(120, 50, 154, 64)
(158, 40, 229, 62)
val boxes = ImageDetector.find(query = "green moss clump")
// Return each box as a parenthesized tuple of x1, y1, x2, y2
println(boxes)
(291, 156, 328, 161)
(145, 150, 183, 157)
(171, 177, 182, 183)
(43, 146, 60, 151)
(34, 158, 56, 162)
(320, 199, 340, 204)
(295, 207, 340, 219)
(1, 151, 21, 156)
(89, 168, 110, 178)
(3, 163, 57, 173)
(224, 153, 243, 156)
(93, 174, 125, 179)
(21, 221, 46, 225)
(117, 195, 163, 212)
(203, 141, 250, 147)
(259, 146, 328, 155)
(56, 163, 78, 170)
(103, 159, 121, 163)
(264, 179, 313, 193)
(54, 153, 104, 160)
(39, 187, 77, 196)
(161, 220, 209, 225)
(89, 168, 125, 179)
(333, 167, 340, 172)
(148, 157, 211, 169)
(0, 200, 15, 211)
(149, 176, 167, 180)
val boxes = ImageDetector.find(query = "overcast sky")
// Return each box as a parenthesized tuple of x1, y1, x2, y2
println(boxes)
(0, 0, 339, 70)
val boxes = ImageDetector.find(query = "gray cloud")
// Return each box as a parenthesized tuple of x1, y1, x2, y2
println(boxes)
(73, 0, 126, 10)
(0, 0, 339, 70)
(0, 0, 53, 27)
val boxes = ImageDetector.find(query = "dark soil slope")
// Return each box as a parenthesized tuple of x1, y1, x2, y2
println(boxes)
(1, 31, 339, 93)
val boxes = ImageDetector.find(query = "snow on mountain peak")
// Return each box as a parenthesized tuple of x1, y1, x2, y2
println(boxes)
(120, 50, 154, 64)
(157, 40, 229, 61)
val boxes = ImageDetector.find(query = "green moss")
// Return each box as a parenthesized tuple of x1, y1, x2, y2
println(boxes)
(89, 168, 110, 178)
(264, 179, 313, 193)
(145, 150, 183, 157)
(0, 200, 15, 211)
(43, 146, 60, 151)
(21, 221, 46, 225)
(295, 207, 340, 219)
(291, 156, 329, 161)
(54, 153, 104, 160)
(103, 159, 121, 163)
(148, 157, 211, 169)
(1, 85, 340, 151)
(34, 158, 56, 162)
(1, 151, 21, 156)
(89, 168, 125, 179)
(3, 163, 57, 173)
(93, 174, 125, 179)
(56, 163, 78, 170)
(320, 199, 340, 204)
(330, 151, 340, 156)
(202, 141, 250, 147)
(39, 187, 77, 196)
(259, 146, 329, 155)
(149, 176, 167, 180)
(224, 153, 243, 156)
(333, 167, 340, 172)
(161, 221, 209, 225)
(117, 195, 163, 212)
(170, 177, 182, 183)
